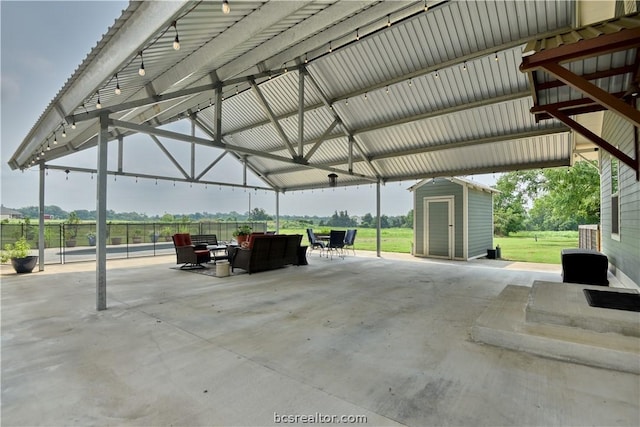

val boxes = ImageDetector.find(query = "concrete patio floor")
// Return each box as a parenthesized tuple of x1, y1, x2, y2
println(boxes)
(1, 252, 638, 426)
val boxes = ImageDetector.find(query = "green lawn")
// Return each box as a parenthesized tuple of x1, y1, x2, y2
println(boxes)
(281, 227, 578, 265)
(494, 231, 578, 264)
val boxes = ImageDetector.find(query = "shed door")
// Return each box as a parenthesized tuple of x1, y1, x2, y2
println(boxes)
(424, 197, 454, 259)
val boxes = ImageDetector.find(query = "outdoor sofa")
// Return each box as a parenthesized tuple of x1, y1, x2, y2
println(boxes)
(231, 234, 303, 274)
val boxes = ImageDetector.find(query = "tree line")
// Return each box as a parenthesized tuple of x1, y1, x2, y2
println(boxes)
(9, 205, 414, 228)
(493, 161, 600, 236)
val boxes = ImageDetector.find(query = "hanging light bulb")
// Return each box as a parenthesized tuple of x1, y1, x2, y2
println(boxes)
(53, 133, 58, 145)
(364, 92, 368, 100)
(46, 140, 51, 151)
(328, 41, 332, 53)
(304, 53, 308, 64)
(387, 15, 391, 27)
(356, 28, 360, 41)
(71, 120, 76, 130)
(462, 61, 467, 71)
(408, 78, 413, 87)
(434, 70, 439, 78)
(222, 0, 230, 14)
(96, 91, 102, 109)
(172, 21, 180, 50)
(494, 52, 499, 62)
(114, 74, 121, 95)
(386, 86, 389, 94)
(138, 51, 145, 76)
(424, 0, 428, 12)
(61, 125, 66, 138)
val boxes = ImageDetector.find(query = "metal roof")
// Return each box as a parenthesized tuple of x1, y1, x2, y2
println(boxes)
(520, 10, 640, 177)
(9, 0, 580, 192)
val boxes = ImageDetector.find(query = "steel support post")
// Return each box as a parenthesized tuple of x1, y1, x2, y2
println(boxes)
(38, 163, 45, 271)
(96, 114, 109, 311)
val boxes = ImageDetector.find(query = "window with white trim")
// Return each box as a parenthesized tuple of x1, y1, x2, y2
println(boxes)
(611, 156, 620, 239)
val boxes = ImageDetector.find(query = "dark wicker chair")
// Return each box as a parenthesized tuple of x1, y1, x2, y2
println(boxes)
(172, 233, 211, 269)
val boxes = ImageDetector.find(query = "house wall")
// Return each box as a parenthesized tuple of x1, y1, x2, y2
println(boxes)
(412, 179, 463, 259)
(467, 187, 494, 259)
(600, 109, 640, 288)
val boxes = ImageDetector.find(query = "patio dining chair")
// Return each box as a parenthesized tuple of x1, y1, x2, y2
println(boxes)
(344, 229, 357, 255)
(327, 230, 346, 260)
(306, 228, 325, 256)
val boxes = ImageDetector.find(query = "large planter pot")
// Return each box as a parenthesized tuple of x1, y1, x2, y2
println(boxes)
(111, 237, 123, 245)
(236, 235, 248, 245)
(11, 256, 38, 274)
(132, 237, 143, 244)
(65, 239, 77, 248)
(150, 234, 159, 243)
(87, 236, 96, 246)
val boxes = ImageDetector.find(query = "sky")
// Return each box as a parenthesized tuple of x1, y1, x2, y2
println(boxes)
(1, 1, 497, 218)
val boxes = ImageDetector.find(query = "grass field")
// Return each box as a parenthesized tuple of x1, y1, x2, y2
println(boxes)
(282, 227, 578, 264)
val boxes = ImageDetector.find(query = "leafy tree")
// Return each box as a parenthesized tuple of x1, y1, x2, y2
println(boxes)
(248, 207, 272, 221)
(360, 213, 374, 228)
(493, 162, 600, 234)
(327, 210, 357, 227)
(405, 209, 414, 228)
(493, 172, 530, 236)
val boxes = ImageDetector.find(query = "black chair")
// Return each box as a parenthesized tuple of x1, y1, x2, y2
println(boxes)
(344, 229, 357, 255)
(327, 230, 346, 260)
(306, 228, 325, 256)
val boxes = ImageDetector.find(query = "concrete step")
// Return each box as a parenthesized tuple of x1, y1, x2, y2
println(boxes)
(526, 281, 639, 337)
(471, 285, 640, 374)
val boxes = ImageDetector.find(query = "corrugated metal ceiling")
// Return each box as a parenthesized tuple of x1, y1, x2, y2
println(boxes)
(9, 0, 582, 192)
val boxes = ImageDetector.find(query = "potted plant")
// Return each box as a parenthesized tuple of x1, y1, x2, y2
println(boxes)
(87, 232, 96, 246)
(1, 237, 38, 274)
(131, 229, 143, 244)
(161, 227, 173, 242)
(149, 231, 160, 243)
(64, 212, 80, 247)
(233, 225, 252, 244)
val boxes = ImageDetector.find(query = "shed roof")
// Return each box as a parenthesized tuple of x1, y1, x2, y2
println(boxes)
(408, 176, 499, 193)
(8, 0, 581, 192)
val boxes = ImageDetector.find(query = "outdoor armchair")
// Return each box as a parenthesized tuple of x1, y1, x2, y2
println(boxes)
(172, 233, 211, 269)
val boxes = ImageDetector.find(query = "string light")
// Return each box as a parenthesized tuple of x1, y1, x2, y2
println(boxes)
(408, 78, 413, 87)
(462, 61, 467, 71)
(61, 125, 66, 137)
(138, 51, 145, 76)
(222, 0, 230, 14)
(53, 133, 58, 145)
(386, 86, 389, 94)
(434, 70, 439, 78)
(96, 91, 102, 109)
(356, 28, 360, 41)
(424, 0, 428, 12)
(364, 92, 368, 100)
(46, 139, 51, 150)
(114, 74, 121, 95)
(172, 21, 180, 50)
(494, 52, 499, 61)
(328, 41, 332, 53)
(71, 120, 76, 130)
(387, 15, 391, 27)
(304, 54, 308, 64)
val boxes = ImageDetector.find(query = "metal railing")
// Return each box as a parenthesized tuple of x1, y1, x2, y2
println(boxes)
(0, 221, 266, 265)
